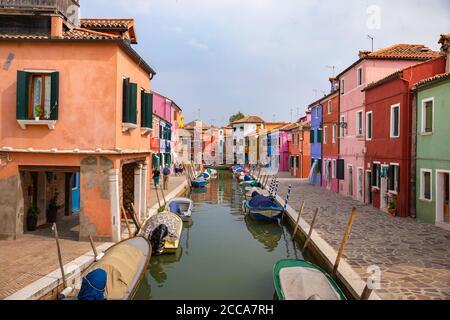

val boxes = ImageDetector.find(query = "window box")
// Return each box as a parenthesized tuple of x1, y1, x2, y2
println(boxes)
(122, 122, 138, 132)
(17, 119, 57, 130)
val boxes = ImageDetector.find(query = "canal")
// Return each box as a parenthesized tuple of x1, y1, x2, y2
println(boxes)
(135, 171, 306, 300)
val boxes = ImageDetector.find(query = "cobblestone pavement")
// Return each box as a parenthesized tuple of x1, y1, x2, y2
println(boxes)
(148, 174, 187, 208)
(277, 176, 450, 300)
(0, 234, 99, 299)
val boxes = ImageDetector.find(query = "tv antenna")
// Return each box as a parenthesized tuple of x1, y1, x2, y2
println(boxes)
(368, 35, 375, 52)
(326, 65, 336, 77)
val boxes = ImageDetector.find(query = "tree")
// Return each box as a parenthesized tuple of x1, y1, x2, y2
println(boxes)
(229, 112, 245, 124)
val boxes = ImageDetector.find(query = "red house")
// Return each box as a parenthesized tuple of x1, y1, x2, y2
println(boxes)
(363, 56, 446, 217)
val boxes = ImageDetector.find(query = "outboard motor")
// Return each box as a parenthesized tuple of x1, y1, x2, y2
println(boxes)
(149, 224, 169, 256)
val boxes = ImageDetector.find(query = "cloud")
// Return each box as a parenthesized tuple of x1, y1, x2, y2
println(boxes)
(188, 38, 209, 51)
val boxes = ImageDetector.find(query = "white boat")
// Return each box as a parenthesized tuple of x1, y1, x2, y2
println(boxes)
(166, 197, 193, 221)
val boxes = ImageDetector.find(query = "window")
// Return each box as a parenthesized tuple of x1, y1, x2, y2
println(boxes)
(356, 110, 363, 136)
(348, 165, 353, 196)
(422, 98, 434, 134)
(315, 106, 319, 119)
(340, 79, 345, 95)
(328, 100, 332, 114)
(389, 164, 400, 193)
(16, 70, 59, 121)
(323, 126, 328, 144)
(420, 169, 432, 201)
(141, 91, 153, 129)
(340, 116, 345, 138)
(122, 78, 137, 124)
(332, 124, 337, 144)
(240, 127, 244, 132)
(310, 129, 315, 143)
(390, 104, 400, 138)
(357, 67, 363, 86)
(366, 112, 373, 140)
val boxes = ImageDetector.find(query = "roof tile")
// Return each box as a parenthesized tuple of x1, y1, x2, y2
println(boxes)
(80, 18, 133, 29)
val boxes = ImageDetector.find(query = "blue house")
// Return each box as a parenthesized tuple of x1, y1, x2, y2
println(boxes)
(309, 101, 323, 186)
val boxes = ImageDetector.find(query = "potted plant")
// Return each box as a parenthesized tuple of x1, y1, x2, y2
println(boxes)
(47, 192, 63, 223)
(27, 206, 40, 231)
(388, 196, 397, 216)
(34, 105, 43, 121)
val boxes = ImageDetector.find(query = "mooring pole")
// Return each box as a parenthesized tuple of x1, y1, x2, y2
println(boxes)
(302, 208, 319, 252)
(292, 201, 305, 240)
(52, 223, 66, 288)
(333, 208, 357, 276)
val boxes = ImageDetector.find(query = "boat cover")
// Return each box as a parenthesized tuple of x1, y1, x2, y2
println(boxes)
(243, 175, 253, 182)
(78, 269, 107, 300)
(93, 243, 143, 300)
(249, 195, 277, 208)
(169, 202, 181, 214)
(142, 213, 182, 242)
(279, 267, 341, 300)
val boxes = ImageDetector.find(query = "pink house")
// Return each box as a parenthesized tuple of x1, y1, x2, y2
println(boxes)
(337, 45, 441, 202)
(278, 124, 296, 172)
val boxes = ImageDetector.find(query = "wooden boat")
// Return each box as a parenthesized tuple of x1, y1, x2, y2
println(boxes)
(166, 197, 193, 221)
(192, 178, 208, 188)
(140, 211, 183, 254)
(62, 237, 151, 300)
(273, 260, 346, 300)
(243, 199, 284, 222)
(205, 168, 218, 178)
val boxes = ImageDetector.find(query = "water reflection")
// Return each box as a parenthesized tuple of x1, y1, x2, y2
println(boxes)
(244, 216, 282, 252)
(149, 247, 184, 285)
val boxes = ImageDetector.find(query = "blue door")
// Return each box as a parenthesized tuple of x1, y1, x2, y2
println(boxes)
(71, 173, 80, 213)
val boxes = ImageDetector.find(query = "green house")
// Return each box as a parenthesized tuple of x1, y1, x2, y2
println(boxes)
(414, 73, 450, 228)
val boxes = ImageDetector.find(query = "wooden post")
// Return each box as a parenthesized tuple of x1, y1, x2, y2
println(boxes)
(89, 235, 98, 258)
(292, 201, 305, 240)
(360, 283, 373, 300)
(121, 207, 132, 239)
(52, 223, 66, 288)
(154, 184, 161, 208)
(333, 208, 357, 275)
(130, 203, 142, 228)
(160, 184, 167, 206)
(302, 208, 319, 252)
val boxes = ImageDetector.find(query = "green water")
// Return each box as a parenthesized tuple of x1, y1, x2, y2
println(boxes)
(135, 171, 304, 300)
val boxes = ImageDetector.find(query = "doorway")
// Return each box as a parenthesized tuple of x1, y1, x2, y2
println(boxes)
(348, 166, 353, 197)
(380, 165, 389, 210)
(357, 168, 364, 202)
(366, 171, 373, 204)
(436, 171, 450, 225)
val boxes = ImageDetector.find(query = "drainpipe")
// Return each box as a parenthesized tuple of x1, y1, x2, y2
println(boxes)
(134, 164, 143, 221)
(108, 169, 121, 242)
(141, 162, 148, 219)
(410, 91, 417, 219)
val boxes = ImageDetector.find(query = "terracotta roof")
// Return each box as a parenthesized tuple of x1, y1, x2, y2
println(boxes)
(0, 34, 49, 40)
(232, 116, 265, 124)
(277, 123, 298, 131)
(337, 44, 441, 78)
(308, 89, 339, 108)
(413, 73, 450, 90)
(63, 28, 119, 40)
(80, 19, 134, 29)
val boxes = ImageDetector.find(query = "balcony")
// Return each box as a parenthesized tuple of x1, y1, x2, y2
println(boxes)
(0, 0, 80, 24)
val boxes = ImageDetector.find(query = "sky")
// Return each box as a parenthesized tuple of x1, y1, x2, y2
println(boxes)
(82, 0, 449, 126)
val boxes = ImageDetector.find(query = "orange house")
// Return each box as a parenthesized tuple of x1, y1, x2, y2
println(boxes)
(0, 7, 155, 241)
(288, 121, 311, 179)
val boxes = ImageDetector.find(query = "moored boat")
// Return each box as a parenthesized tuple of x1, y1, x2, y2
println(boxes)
(166, 197, 193, 221)
(243, 199, 284, 221)
(273, 260, 346, 300)
(62, 237, 151, 300)
(140, 211, 183, 255)
(192, 178, 208, 188)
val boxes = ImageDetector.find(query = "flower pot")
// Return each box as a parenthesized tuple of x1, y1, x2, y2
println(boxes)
(34, 117, 40, 121)
(27, 215, 38, 231)
(47, 206, 58, 223)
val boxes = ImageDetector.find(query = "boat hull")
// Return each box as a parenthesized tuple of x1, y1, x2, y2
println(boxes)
(243, 201, 283, 222)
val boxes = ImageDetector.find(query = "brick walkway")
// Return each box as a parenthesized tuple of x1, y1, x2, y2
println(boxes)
(148, 174, 187, 208)
(277, 176, 450, 300)
(0, 235, 99, 299)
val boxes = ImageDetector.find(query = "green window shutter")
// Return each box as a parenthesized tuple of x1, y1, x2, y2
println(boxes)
(141, 93, 153, 129)
(317, 128, 322, 143)
(122, 78, 130, 123)
(16, 71, 30, 120)
(129, 83, 137, 124)
(50, 72, 59, 120)
(310, 129, 315, 143)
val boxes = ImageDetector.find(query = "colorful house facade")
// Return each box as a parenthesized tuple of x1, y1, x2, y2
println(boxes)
(364, 56, 446, 217)
(321, 88, 340, 193)
(414, 35, 450, 228)
(0, 7, 155, 241)
(288, 120, 311, 179)
(309, 101, 323, 186)
(338, 44, 440, 202)
(231, 116, 265, 165)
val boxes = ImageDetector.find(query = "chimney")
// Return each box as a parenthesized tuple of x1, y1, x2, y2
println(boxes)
(359, 50, 371, 59)
(439, 34, 450, 72)
(51, 16, 64, 39)
(329, 77, 339, 92)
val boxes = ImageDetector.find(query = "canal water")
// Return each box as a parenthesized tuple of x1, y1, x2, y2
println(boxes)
(135, 171, 305, 300)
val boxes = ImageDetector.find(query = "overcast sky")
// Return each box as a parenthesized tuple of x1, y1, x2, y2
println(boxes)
(82, 0, 449, 126)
